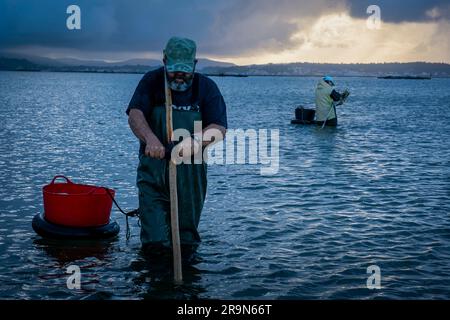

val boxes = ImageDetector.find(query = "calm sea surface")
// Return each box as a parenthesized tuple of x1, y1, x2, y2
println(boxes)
(0, 71, 449, 299)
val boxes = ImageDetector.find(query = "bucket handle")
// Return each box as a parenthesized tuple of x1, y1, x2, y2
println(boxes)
(50, 175, 73, 185)
(88, 186, 111, 195)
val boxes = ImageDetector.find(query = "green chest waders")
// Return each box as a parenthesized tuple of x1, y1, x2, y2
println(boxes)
(136, 106, 207, 248)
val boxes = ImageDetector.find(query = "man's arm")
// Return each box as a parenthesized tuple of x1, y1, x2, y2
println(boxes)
(176, 77, 227, 157)
(176, 123, 226, 158)
(201, 123, 227, 147)
(128, 109, 153, 143)
(330, 89, 342, 102)
(330, 89, 350, 106)
(128, 109, 165, 159)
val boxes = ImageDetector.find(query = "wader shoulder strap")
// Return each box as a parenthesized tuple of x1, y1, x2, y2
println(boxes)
(190, 73, 200, 106)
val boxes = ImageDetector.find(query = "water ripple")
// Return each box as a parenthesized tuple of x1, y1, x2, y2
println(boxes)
(0, 72, 449, 299)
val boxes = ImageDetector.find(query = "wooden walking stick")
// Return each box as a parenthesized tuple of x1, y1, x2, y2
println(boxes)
(164, 72, 183, 284)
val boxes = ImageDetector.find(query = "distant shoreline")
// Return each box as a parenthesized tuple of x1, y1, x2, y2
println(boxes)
(2, 69, 450, 78)
(2, 56, 450, 78)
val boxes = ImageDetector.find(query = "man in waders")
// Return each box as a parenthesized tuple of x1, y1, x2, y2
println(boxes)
(126, 37, 227, 257)
(315, 76, 349, 127)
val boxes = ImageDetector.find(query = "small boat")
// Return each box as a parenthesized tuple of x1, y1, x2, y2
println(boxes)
(378, 75, 431, 80)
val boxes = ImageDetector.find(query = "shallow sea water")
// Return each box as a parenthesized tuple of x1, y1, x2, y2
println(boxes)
(0, 71, 449, 299)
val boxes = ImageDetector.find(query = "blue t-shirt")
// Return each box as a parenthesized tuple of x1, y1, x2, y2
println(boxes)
(126, 67, 227, 129)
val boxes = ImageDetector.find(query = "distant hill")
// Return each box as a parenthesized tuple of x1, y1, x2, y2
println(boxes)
(196, 58, 235, 69)
(0, 54, 235, 73)
(1, 54, 449, 77)
(0, 57, 41, 71)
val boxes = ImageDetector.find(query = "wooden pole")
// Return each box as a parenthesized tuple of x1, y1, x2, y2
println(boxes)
(164, 72, 183, 284)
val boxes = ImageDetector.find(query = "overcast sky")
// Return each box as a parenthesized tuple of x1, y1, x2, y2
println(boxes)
(1, 0, 449, 64)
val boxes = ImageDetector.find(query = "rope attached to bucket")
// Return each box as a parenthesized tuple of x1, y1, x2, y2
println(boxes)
(103, 188, 138, 241)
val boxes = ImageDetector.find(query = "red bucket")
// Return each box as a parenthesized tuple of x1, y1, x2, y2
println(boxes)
(43, 175, 115, 227)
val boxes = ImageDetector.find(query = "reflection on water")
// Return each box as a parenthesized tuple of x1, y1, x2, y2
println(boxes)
(0, 71, 449, 299)
(130, 251, 206, 300)
(33, 238, 116, 265)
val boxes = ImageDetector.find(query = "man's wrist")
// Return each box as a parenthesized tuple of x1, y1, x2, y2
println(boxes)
(191, 134, 201, 145)
(144, 132, 157, 145)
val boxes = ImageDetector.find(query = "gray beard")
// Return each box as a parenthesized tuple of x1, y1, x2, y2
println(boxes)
(168, 79, 192, 92)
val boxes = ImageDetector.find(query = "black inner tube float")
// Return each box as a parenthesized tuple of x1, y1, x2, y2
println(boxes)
(32, 213, 120, 239)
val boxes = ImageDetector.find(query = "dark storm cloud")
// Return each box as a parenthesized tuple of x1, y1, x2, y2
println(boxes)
(0, 0, 448, 57)
(346, 0, 450, 22)
(0, 0, 340, 55)
(0, 0, 217, 52)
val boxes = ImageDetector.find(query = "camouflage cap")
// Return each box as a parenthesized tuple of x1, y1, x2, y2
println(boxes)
(163, 37, 197, 73)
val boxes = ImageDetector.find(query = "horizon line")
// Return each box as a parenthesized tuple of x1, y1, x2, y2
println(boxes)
(1, 53, 450, 67)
